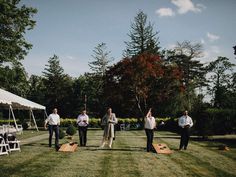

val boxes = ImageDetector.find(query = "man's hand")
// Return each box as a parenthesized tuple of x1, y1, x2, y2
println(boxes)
(184, 124, 190, 128)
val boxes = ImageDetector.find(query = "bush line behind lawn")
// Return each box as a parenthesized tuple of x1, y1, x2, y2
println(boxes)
(59, 117, 176, 128)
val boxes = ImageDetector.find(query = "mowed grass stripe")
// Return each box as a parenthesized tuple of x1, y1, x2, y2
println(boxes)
(94, 130, 143, 177)
(130, 130, 199, 177)
(43, 130, 105, 177)
(0, 144, 72, 177)
(1, 130, 236, 177)
(114, 131, 192, 177)
(191, 140, 236, 161)
(157, 137, 236, 177)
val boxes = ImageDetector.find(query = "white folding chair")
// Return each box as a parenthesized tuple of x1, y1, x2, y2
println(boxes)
(125, 124, 130, 131)
(0, 136, 10, 155)
(0, 126, 4, 135)
(120, 124, 125, 131)
(16, 124, 23, 135)
(6, 133, 21, 152)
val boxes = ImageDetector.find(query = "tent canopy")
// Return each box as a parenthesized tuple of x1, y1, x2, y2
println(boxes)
(0, 88, 45, 110)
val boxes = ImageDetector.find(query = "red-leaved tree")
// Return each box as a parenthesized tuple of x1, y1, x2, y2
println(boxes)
(105, 53, 184, 118)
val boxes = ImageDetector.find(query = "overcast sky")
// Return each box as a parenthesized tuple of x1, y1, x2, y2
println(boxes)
(21, 0, 236, 77)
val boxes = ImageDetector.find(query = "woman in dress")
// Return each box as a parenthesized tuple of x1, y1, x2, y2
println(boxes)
(100, 108, 117, 148)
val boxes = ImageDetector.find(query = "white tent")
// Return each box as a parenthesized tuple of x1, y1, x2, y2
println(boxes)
(0, 88, 46, 132)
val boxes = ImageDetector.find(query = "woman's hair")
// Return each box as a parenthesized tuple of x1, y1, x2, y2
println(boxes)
(107, 107, 112, 113)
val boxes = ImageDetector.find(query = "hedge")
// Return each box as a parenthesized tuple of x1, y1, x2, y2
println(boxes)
(0, 119, 19, 124)
(194, 108, 236, 137)
(0, 117, 179, 131)
(59, 117, 178, 130)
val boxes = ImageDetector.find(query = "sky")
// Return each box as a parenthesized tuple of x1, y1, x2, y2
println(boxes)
(21, 0, 236, 77)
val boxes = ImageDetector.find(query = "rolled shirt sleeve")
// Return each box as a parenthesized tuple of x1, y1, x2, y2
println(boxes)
(189, 117, 193, 128)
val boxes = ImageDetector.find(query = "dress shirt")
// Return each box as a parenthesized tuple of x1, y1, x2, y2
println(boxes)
(178, 115, 193, 128)
(144, 116, 156, 130)
(77, 114, 89, 127)
(45, 113, 60, 125)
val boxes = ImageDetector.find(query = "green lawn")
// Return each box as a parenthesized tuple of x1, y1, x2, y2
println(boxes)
(1, 130, 236, 177)
(16, 129, 48, 140)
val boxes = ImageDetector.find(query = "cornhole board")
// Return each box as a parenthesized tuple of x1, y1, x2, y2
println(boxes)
(59, 143, 78, 152)
(152, 143, 173, 154)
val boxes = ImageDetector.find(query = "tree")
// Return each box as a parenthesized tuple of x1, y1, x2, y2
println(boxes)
(206, 56, 235, 108)
(71, 74, 103, 117)
(0, 0, 37, 93)
(166, 41, 206, 110)
(89, 43, 113, 76)
(86, 43, 114, 116)
(105, 53, 183, 118)
(0, 0, 37, 65)
(42, 55, 73, 116)
(124, 11, 160, 57)
(27, 75, 45, 104)
(148, 63, 185, 116)
(0, 63, 29, 96)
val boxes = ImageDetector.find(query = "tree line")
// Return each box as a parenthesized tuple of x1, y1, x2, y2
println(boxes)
(0, 2, 236, 135)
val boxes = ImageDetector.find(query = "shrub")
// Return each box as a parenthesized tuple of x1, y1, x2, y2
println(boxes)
(59, 129, 66, 139)
(60, 118, 77, 127)
(89, 118, 101, 128)
(156, 117, 178, 132)
(0, 119, 19, 124)
(59, 117, 181, 131)
(66, 124, 77, 136)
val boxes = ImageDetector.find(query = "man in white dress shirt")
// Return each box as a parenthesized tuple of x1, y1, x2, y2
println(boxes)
(178, 110, 193, 150)
(144, 108, 156, 152)
(77, 110, 89, 146)
(44, 108, 60, 151)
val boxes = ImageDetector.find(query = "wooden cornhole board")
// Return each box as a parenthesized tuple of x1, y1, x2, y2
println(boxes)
(59, 143, 78, 152)
(152, 143, 173, 154)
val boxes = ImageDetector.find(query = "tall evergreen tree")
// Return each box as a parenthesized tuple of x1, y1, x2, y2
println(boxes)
(42, 55, 73, 116)
(86, 43, 113, 115)
(89, 43, 113, 76)
(124, 10, 160, 57)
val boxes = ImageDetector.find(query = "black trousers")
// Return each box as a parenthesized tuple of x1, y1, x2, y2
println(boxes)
(48, 125, 59, 149)
(145, 129, 154, 152)
(78, 126, 88, 146)
(179, 128, 190, 149)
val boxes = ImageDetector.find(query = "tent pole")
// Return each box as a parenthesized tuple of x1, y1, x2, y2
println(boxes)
(10, 105, 18, 131)
(31, 109, 39, 132)
(29, 109, 32, 127)
(44, 109, 48, 119)
(8, 106, 11, 125)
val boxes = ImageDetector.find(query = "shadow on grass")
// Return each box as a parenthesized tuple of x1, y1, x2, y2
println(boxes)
(155, 136, 180, 140)
(190, 137, 236, 148)
(90, 147, 145, 152)
(23, 143, 50, 147)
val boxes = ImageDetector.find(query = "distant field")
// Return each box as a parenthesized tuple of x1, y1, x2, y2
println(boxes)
(1, 130, 236, 177)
